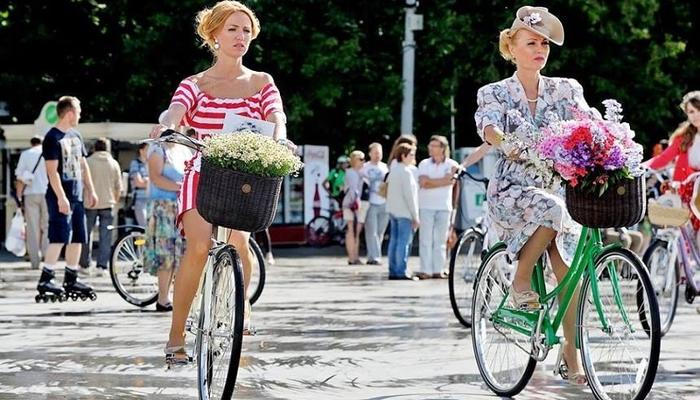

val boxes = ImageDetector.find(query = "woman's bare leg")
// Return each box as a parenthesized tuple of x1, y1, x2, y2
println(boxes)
(513, 226, 557, 293)
(345, 220, 357, 261)
(167, 210, 212, 349)
(548, 242, 585, 379)
(226, 230, 252, 297)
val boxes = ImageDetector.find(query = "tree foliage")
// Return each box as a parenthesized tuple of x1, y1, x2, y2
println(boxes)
(0, 0, 697, 156)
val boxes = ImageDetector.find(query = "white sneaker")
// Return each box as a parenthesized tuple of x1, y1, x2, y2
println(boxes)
(78, 268, 92, 277)
(96, 267, 108, 277)
(265, 253, 275, 265)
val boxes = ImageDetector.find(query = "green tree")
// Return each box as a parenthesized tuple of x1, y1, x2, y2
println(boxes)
(0, 0, 697, 156)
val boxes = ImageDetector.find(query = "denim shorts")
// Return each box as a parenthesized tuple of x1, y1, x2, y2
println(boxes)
(46, 193, 87, 244)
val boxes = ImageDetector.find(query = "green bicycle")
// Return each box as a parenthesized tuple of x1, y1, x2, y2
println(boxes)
(472, 226, 661, 400)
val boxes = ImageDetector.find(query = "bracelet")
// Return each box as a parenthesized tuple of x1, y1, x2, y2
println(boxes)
(277, 138, 289, 146)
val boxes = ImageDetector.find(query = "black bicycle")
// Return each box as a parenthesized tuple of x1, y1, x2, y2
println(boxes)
(109, 225, 267, 307)
(448, 170, 494, 328)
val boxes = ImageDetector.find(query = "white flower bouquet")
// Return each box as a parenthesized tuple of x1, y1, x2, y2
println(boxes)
(202, 130, 303, 177)
(196, 130, 303, 232)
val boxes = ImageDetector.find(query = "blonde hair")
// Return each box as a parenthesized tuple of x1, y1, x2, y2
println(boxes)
(368, 142, 382, 152)
(499, 28, 518, 63)
(350, 150, 365, 160)
(429, 135, 450, 159)
(196, 1, 261, 52)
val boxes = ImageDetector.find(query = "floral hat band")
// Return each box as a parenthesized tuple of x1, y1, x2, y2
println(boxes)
(680, 91, 700, 111)
(510, 6, 565, 46)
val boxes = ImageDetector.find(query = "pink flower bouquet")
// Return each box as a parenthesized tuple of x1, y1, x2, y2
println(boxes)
(537, 100, 644, 195)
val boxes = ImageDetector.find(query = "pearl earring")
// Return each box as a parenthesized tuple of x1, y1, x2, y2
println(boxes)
(214, 39, 220, 50)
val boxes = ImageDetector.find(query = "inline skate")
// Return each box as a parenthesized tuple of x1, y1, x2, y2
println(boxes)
(36, 267, 67, 303)
(63, 267, 97, 301)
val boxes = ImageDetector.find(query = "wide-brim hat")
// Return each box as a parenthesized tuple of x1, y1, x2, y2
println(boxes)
(510, 6, 564, 46)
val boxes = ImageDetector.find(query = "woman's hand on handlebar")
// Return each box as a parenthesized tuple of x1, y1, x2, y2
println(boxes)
(149, 124, 170, 139)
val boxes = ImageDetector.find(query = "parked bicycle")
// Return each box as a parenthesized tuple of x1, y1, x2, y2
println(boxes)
(472, 223, 660, 399)
(109, 225, 266, 308)
(642, 170, 700, 336)
(305, 197, 347, 246)
(448, 170, 503, 328)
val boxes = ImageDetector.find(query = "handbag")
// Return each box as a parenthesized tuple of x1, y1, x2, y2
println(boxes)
(360, 180, 370, 201)
(377, 172, 389, 198)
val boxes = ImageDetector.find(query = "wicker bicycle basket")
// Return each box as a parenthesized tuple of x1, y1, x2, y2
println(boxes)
(196, 157, 283, 232)
(647, 201, 690, 227)
(565, 175, 646, 228)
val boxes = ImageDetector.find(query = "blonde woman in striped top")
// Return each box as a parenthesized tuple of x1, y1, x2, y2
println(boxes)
(149, 1, 292, 366)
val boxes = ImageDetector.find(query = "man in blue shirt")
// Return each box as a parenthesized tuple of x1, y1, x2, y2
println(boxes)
(36, 96, 99, 301)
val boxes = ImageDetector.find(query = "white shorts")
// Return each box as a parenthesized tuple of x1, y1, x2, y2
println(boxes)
(343, 201, 369, 224)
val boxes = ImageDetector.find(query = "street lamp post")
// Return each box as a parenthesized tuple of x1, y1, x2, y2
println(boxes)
(400, 0, 422, 137)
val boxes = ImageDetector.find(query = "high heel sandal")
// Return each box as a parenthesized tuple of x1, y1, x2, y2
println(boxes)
(164, 345, 192, 368)
(554, 343, 588, 386)
(510, 287, 541, 310)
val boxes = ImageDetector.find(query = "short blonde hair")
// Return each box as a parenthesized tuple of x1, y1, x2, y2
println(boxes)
(350, 150, 365, 161)
(499, 28, 518, 63)
(368, 142, 382, 152)
(196, 1, 261, 52)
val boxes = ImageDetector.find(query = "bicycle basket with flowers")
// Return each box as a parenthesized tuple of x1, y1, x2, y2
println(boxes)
(536, 100, 646, 228)
(197, 130, 303, 232)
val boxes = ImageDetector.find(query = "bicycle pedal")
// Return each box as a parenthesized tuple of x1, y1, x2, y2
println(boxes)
(517, 303, 543, 311)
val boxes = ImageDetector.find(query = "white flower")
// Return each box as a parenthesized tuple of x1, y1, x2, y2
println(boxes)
(523, 13, 542, 26)
(602, 99, 623, 122)
(202, 130, 303, 177)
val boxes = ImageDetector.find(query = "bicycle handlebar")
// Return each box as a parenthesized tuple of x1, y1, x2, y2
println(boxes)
(149, 129, 206, 151)
(458, 169, 490, 187)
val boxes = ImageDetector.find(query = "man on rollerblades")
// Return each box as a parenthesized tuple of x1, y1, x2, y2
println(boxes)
(36, 96, 99, 303)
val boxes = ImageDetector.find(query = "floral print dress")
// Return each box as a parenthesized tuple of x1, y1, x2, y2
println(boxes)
(474, 72, 597, 265)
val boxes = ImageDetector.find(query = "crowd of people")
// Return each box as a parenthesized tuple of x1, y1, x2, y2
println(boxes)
(9, 2, 700, 381)
(332, 134, 487, 281)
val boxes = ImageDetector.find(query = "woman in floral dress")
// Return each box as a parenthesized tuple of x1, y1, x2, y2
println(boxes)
(474, 6, 595, 385)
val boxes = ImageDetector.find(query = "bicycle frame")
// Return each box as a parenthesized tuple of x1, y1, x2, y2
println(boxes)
(656, 222, 700, 296)
(489, 227, 631, 351)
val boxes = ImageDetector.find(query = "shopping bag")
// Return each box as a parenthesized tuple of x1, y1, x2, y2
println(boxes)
(5, 210, 26, 257)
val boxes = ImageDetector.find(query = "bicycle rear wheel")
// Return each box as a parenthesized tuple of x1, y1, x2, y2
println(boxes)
(197, 245, 245, 400)
(578, 248, 660, 400)
(472, 244, 536, 397)
(640, 238, 679, 336)
(305, 216, 332, 247)
(247, 236, 266, 305)
(448, 228, 484, 327)
(109, 229, 158, 307)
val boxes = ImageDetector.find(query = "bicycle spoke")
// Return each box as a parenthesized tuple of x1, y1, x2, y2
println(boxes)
(110, 231, 158, 306)
(580, 250, 660, 400)
(472, 247, 535, 396)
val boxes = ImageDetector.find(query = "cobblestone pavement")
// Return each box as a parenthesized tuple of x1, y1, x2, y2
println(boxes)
(1, 247, 699, 399)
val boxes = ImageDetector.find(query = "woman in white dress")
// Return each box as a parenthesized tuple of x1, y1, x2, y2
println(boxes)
(474, 6, 595, 385)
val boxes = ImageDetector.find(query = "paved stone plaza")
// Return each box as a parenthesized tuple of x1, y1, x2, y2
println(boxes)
(1, 247, 699, 399)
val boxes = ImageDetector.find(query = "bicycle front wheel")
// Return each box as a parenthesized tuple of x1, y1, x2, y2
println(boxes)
(578, 248, 661, 400)
(109, 229, 158, 307)
(197, 245, 245, 400)
(448, 228, 484, 327)
(247, 236, 266, 305)
(641, 238, 679, 336)
(472, 244, 536, 397)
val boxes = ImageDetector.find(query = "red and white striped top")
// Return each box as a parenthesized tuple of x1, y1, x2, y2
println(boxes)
(169, 77, 285, 134)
